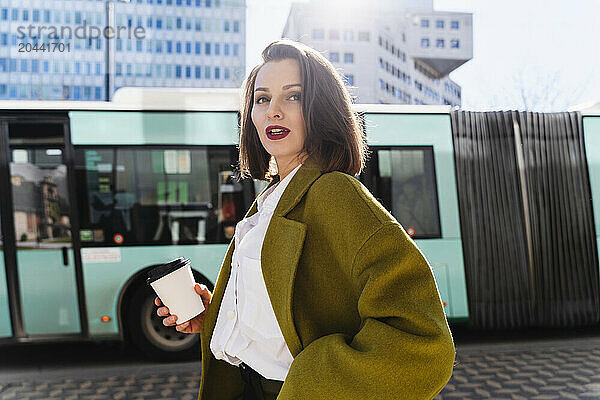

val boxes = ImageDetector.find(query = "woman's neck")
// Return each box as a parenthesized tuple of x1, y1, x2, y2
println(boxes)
(276, 153, 307, 181)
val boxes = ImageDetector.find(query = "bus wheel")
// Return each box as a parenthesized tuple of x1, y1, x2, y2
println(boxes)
(126, 283, 200, 361)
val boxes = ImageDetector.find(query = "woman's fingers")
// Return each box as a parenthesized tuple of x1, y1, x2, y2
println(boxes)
(162, 314, 178, 327)
(154, 297, 162, 307)
(157, 306, 170, 317)
(176, 321, 190, 332)
(194, 284, 212, 305)
(194, 283, 208, 295)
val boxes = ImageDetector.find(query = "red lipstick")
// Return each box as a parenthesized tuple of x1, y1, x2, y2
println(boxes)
(266, 125, 291, 140)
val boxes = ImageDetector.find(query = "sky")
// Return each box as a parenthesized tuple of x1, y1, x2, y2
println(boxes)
(246, 0, 600, 112)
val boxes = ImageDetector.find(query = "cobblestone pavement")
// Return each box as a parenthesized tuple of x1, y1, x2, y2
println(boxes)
(0, 373, 200, 400)
(436, 334, 600, 399)
(3, 332, 600, 399)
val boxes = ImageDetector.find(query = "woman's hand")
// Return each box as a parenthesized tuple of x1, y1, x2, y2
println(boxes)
(155, 283, 212, 334)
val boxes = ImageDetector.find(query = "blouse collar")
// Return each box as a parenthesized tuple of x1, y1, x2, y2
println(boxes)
(257, 163, 303, 213)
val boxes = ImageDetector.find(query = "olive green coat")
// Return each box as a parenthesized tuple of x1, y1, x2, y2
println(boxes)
(198, 156, 455, 400)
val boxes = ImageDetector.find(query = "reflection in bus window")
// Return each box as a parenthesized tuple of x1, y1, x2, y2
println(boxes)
(367, 147, 441, 238)
(9, 148, 72, 249)
(74, 147, 254, 246)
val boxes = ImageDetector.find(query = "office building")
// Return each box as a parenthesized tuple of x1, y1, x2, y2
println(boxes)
(0, 0, 246, 100)
(283, 0, 472, 105)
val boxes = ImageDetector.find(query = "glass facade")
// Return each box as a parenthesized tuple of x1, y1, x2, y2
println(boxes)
(0, 0, 246, 100)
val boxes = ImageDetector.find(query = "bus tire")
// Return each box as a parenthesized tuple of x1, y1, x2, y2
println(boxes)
(126, 282, 201, 361)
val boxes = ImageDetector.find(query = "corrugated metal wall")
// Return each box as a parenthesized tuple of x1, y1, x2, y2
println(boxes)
(451, 111, 599, 328)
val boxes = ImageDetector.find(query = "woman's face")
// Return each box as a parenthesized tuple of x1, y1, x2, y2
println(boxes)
(251, 58, 306, 166)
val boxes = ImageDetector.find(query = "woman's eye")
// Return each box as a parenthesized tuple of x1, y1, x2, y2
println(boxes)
(255, 96, 268, 104)
(289, 93, 301, 101)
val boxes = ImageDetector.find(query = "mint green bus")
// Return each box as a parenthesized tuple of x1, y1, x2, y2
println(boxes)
(0, 87, 467, 359)
(9, 88, 598, 360)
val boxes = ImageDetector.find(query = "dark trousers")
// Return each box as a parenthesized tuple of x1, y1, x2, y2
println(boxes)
(239, 362, 284, 400)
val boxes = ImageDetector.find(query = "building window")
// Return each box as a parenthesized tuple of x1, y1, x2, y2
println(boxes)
(204, 66, 210, 79)
(215, 43, 220, 55)
(224, 43, 229, 56)
(436, 39, 444, 48)
(214, 67, 220, 79)
(358, 31, 370, 41)
(1, 9, 7, 21)
(166, 40, 172, 53)
(451, 20, 459, 29)
(205, 42, 211, 55)
(186, 41, 191, 53)
(329, 52, 339, 63)
(196, 66, 201, 78)
(328, 29, 339, 40)
(343, 30, 354, 41)
(343, 53, 354, 63)
(436, 20, 444, 29)
(233, 21, 239, 33)
(195, 42, 201, 54)
(176, 65, 182, 78)
(176, 42, 182, 53)
(156, 18, 163, 29)
(421, 19, 429, 28)
(224, 21, 230, 32)
(186, 66, 191, 78)
(312, 29, 324, 39)
(421, 38, 430, 48)
(450, 39, 460, 48)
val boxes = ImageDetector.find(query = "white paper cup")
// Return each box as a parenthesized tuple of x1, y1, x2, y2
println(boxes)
(147, 258, 205, 324)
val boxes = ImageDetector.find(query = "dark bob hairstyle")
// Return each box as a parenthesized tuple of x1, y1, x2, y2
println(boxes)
(238, 39, 368, 180)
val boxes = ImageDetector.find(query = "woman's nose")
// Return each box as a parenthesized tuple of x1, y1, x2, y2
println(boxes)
(266, 99, 283, 119)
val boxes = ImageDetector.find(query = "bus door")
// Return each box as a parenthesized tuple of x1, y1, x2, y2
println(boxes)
(0, 118, 85, 338)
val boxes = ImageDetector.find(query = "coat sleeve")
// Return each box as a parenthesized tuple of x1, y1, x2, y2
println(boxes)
(277, 221, 455, 400)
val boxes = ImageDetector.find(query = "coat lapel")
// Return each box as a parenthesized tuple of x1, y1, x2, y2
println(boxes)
(201, 156, 323, 359)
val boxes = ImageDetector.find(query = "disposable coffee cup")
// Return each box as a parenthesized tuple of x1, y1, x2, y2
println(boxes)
(147, 257, 205, 324)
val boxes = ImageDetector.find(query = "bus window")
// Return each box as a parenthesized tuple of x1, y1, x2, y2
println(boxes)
(74, 146, 252, 246)
(10, 148, 72, 248)
(363, 147, 441, 239)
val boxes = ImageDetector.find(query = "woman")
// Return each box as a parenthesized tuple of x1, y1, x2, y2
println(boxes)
(156, 39, 455, 399)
